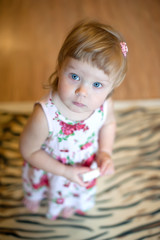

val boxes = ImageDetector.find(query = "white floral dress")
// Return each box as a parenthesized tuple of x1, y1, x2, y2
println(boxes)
(22, 92, 108, 219)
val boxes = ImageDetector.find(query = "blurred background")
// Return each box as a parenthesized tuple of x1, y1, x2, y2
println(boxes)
(0, 0, 160, 102)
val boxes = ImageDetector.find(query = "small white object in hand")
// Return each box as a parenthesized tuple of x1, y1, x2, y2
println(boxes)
(81, 168, 100, 182)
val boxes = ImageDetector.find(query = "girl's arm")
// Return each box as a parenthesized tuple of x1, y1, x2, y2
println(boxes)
(97, 98, 116, 175)
(19, 104, 90, 187)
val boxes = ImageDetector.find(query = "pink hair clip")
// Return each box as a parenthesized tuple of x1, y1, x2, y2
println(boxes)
(120, 42, 128, 57)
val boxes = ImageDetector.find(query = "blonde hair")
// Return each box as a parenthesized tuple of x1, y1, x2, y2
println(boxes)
(48, 20, 128, 93)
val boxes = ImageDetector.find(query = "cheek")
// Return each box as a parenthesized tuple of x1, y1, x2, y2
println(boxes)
(95, 91, 108, 101)
(58, 79, 72, 99)
(91, 95, 106, 109)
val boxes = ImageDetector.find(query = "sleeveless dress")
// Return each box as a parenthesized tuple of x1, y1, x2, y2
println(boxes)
(22, 91, 108, 219)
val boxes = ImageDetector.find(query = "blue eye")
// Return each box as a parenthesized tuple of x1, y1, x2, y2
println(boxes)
(93, 82, 102, 88)
(71, 73, 80, 81)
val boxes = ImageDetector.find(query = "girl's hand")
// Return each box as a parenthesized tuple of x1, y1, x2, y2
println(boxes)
(62, 165, 92, 187)
(96, 151, 115, 176)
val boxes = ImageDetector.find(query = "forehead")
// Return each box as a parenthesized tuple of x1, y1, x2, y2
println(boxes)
(61, 57, 109, 82)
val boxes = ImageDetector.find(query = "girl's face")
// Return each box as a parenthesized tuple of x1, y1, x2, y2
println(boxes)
(57, 57, 112, 116)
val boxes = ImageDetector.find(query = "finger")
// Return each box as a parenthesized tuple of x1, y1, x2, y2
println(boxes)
(100, 160, 112, 175)
(104, 164, 115, 175)
(77, 176, 90, 187)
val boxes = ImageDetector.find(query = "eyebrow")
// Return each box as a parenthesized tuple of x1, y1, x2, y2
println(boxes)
(64, 63, 109, 82)
(66, 64, 76, 70)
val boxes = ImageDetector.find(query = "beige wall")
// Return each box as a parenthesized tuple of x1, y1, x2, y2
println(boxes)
(0, 0, 160, 102)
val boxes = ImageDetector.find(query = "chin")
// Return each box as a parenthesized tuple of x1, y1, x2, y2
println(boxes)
(71, 107, 86, 113)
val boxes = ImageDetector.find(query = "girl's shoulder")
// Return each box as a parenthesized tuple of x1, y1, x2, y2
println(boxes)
(29, 103, 49, 134)
(19, 103, 49, 159)
(38, 91, 55, 107)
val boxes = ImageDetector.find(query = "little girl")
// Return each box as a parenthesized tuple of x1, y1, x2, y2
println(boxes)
(20, 20, 128, 220)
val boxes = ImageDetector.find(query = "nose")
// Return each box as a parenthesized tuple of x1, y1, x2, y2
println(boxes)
(75, 85, 87, 97)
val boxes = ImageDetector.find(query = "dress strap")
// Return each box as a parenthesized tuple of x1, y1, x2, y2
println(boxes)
(35, 91, 55, 134)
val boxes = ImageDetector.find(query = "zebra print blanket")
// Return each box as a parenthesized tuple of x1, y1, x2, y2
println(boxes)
(0, 106, 160, 240)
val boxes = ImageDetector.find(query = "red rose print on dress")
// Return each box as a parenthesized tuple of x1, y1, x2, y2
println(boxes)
(100, 104, 103, 112)
(98, 104, 104, 118)
(80, 142, 93, 150)
(57, 156, 67, 164)
(82, 154, 96, 167)
(56, 198, 64, 204)
(53, 112, 59, 121)
(60, 149, 69, 152)
(31, 174, 49, 190)
(56, 191, 65, 204)
(86, 179, 96, 189)
(73, 193, 79, 197)
(60, 121, 89, 136)
(64, 181, 71, 187)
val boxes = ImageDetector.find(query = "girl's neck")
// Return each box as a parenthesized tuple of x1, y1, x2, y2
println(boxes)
(52, 93, 93, 121)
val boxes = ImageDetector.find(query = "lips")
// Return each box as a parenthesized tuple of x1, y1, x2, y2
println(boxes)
(73, 101, 86, 107)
